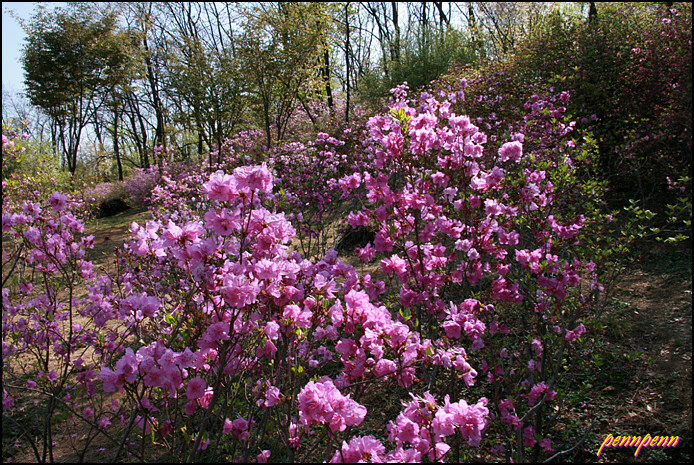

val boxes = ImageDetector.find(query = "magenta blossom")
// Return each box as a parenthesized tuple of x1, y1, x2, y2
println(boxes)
(298, 379, 367, 432)
(48, 192, 68, 212)
(186, 377, 207, 400)
(329, 435, 385, 463)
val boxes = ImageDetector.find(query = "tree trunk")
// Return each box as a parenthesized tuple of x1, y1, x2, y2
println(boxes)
(125, 102, 145, 168)
(323, 48, 334, 111)
(142, 33, 166, 151)
(391, 3, 400, 64)
(588, 2, 598, 23)
(344, 2, 351, 122)
(113, 102, 123, 181)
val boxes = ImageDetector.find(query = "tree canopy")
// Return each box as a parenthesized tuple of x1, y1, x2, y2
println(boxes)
(21, 3, 134, 173)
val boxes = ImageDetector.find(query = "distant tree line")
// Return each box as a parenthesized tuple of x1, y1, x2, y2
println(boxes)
(6, 2, 598, 178)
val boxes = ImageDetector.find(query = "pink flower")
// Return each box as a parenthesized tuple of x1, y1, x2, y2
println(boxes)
(298, 379, 366, 432)
(186, 377, 207, 400)
(384, 447, 423, 462)
(225, 417, 250, 441)
(223, 418, 233, 434)
(441, 396, 489, 446)
(329, 435, 385, 463)
(356, 243, 376, 262)
(498, 140, 523, 162)
(100, 366, 121, 392)
(433, 409, 456, 437)
(203, 170, 238, 202)
(527, 382, 557, 406)
(442, 320, 461, 339)
(373, 358, 397, 378)
(264, 385, 282, 407)
(233, 164, 273, 194)
(523, 426, 538, 447)
(254, 258, 279, 280)
(381, 254, 408, 278)
(198, 387, 214, 409)
(431, 171, 449, 186)
(162, 220, 183, 246)
(185, 400, 197, 415)
(48, 192, 68, 212)
(264, 321, 280, 340)
(347, 210, 369, 227)
(123, 293, 161, 319)
(388, 413, 420, 445)
(23, 226, 41, 245)
(2, 390, 15, 410)
(531, 338, 543, 357)
(338, 172, 362, 192)
(283, 304, 301, 321)
(204, 208, 240, 236)
(115, 348, 141, 383)
(540, 437, 554, 452)
(565, 323, 586, 342)
(97, 416, 111, 429)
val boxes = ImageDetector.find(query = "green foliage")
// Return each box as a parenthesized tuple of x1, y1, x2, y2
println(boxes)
(22, 4, 133, 117)
(359, 27, 481, 100)
(510, 2, 692, 201)
(165, 5, 247, 157)
(390, 28, 482, 93)
(21, 3, 135, 174)
(237, 3, 335, 147)
(2, 124, 71, 202)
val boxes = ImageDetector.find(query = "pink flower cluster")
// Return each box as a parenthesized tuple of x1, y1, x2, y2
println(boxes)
(3, 72, 612, 463)
(384, 392, 489, 461)
(298, 378, 367, 433)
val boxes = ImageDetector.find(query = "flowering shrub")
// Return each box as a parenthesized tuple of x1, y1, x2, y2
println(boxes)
(78, 181, 129, 218)
(75, 160, 493, 462)
(509, 4, 692, 202)
(331, 80, 612, 461)
(123, 166, 161, 208)
(209, 130, 268, 168)
(2, 127, 72, 209)
(268, 130, 370, 259)
(2, 129, 30, 177)
(2, 192, 102, 463)
(208, 127, 372, 259)
(3, 64, 684, 463)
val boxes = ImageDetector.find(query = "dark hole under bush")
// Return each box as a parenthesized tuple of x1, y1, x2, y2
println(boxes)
(97, 198, 130, 218)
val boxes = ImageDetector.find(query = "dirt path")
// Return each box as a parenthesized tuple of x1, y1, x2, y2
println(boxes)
(571, 243, 693, 462)
(85, 208, 150, 271)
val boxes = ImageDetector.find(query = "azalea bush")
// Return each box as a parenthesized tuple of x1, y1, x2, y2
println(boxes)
(331, 80, 613, 461)
(510, 3, 692, 203)
(2, 67, 686, 464)
(123, 166, 161, 209)
(2, 127, 72, 209)
(77, 161, 491, 462)
(2, 191, 103, 463)
(268, 129, 372, 259)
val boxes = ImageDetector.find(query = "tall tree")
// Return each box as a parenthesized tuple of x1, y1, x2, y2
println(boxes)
(21, 4, 133, 174)
(468, 2, 552, 57)
(164, 2, 246, 168)
(238, 2, 333, 147)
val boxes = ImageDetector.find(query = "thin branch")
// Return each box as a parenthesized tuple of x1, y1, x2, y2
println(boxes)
(543, 419, 599, 462)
